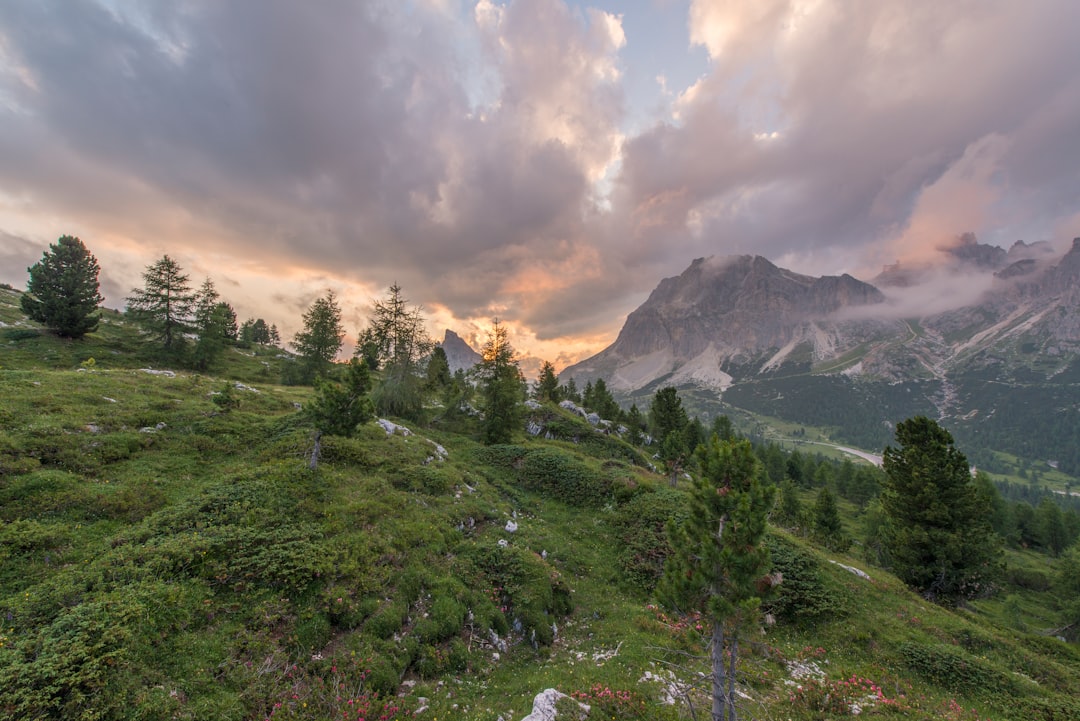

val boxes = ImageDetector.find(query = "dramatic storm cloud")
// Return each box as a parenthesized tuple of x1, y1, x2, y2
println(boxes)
(2, 0, 1079, 363)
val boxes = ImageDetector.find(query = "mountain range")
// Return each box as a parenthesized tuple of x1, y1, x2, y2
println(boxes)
(564, 235, 1080, 475)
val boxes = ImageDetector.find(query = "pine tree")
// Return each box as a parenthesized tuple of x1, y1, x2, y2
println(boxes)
(193, 278, 220, 331)
(126, 255, 195, 351)
(22, 235, 104, 339)
(425, 345, 452, 391)
(775, 478, 804, 530)
(193, 302, 234, 371)
(711, 414, 735, 442)
(291, 291, 344, 383)
(811, 486, 850, 552)
(363, 284, 433, 419)
(650, 386, 688, 441)
(625, 404, 645, 446)
(881, 416, 1002, 603)
(478, 318, 524, 445)
(651, 386, 690, 486)
(534, 360, 560, 402)
(304, 359, 375, 470)
(660, 438, 777, 721)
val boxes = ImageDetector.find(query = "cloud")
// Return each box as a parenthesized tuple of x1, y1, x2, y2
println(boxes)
(1, 0, 1079, 362)
(0, 0, 631, 350)
(611, 0, 1080, 282)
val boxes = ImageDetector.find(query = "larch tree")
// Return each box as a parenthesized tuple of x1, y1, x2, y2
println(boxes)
(477, 318, 524, 445)
(881, 416, 1001, 604)
(22, 235, 104, 339)
(126, 255, 195, 351)
(292, 291, 344, 383)
(362, 283, 433, 419)
(660, 437, 778, 721)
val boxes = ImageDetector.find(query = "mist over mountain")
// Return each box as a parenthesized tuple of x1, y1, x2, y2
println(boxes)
(564, 236, 1080, 472)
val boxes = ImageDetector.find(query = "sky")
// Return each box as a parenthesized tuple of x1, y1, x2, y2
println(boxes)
(2, 0, 1080, 369)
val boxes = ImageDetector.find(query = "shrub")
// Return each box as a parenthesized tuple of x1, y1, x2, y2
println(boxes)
(3, 328, 40, 341)
(763, 533, 850, 623)
(520, 449, 611, 507)
(1006, 566, 1053, 591)
(366, 600, 408, 639)
(610, 487, 686, 592)
(464, 543, 572, 646)
(899, 641, 1012, 692)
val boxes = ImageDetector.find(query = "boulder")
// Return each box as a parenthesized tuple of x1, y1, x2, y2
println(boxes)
(519, 689, 589, 721)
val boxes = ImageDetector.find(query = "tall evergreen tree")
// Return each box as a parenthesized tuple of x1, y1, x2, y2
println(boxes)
(22, 235, 104, 339)
(711, 414, 735, 442)
(192, 302, 234, 371)
(477, 318, 524, 445)
(625, 403, 645, 446)
(775, 478, 804, 530)
(363, 284, 433, 419)
(811, 486, 850, 551)
(881, 416, 1001, 603)
(126, 255, 195, 351)
(425, 345, 452, 391)
(291, 291, 344, 383)
(534, 360, 560, 402)
(193, 278, 220, 331)
(660, 438, 777, 721)
(650, 386, 688, 441)
(584, 377, 620, 420)
(651, 386, 690, 486)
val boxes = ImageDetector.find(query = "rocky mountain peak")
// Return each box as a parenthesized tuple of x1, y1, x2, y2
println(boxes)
(439, 329, 481, 373)
(565, 254, 888, 391)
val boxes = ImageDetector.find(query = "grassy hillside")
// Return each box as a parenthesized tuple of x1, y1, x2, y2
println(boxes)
(2, 291, 1079, 720)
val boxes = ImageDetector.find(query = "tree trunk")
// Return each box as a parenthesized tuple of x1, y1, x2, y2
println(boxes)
(711, 622, 727, 721)
(727, 634, 739, 721)
(309, 430, 322, 471)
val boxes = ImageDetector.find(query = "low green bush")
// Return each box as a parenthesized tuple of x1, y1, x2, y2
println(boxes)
(899, 641, 1012, 692)
(763, 533, 850, 624)
(610, 487, 686, 592)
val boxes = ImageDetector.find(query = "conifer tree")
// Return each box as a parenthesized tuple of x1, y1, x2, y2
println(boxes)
(304, 358, 375, 470)
(362, 283, 433, 419)
(651, 386, 690, 486)
(126, 255, 195, 351)
(811, 486, 850, 551)
(775, 477, 804, 529)
(478, 318, 524, 445)
(292, 291, 344, 383)
(881, 416, 1001, 603)
(625, 403, 645, 446)
(534, 360, 560, 402)
(22, 235, 104, 339)
(660, 437, 777, 721)
(425, 345, 452, 391)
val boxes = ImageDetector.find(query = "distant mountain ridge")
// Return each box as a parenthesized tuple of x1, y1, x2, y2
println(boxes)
(563, 236, 1080, 473)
